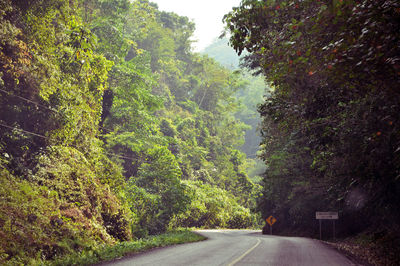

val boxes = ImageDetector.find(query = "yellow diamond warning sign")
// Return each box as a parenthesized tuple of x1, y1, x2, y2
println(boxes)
(266, 215, 277, 226)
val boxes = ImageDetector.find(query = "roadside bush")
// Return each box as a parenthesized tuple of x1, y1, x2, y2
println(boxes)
(126, 146, 189, 237)
(171, 180, 258, 228)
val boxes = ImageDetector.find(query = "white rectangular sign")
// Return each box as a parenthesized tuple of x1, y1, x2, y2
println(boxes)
(316, 212, 338, 220)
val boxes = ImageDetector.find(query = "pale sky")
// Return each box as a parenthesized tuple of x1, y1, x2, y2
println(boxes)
(149, 0, 241, 51)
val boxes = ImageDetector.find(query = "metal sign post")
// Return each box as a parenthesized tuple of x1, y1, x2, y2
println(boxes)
(333, 220, 335, 240)
(319, 219, 322, 240)
(316, 212, 338, 240)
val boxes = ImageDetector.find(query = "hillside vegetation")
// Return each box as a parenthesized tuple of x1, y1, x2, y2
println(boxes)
(0, 0, 262, 264)
(203, 37, 267, 181)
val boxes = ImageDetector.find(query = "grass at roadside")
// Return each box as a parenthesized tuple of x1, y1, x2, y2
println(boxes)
(49, 229, 206, 266)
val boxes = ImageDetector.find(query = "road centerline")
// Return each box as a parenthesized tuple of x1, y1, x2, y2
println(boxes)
(227, 238, 261, 266)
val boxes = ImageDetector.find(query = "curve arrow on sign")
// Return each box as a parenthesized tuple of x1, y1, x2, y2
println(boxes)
(266, 215, 277, 226)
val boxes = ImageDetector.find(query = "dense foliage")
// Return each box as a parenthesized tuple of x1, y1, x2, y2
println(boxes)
(224, 0, 400, 248)
(0, 0, 261, 264)
(203, 37, 268, 160)
(203, 37, 268, 183)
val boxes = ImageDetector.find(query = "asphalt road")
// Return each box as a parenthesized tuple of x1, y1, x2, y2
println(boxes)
(105, 229, 355, 266)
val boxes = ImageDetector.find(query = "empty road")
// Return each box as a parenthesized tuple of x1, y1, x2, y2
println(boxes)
(104, 229, 355, 266)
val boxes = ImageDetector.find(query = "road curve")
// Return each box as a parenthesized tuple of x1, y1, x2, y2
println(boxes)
(103, 229, 355, 266)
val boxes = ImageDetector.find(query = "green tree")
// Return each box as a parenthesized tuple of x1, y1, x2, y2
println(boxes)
(225, 0, 400, 238)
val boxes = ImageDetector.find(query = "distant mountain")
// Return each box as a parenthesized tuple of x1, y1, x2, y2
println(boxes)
(201, 37, 240, 70)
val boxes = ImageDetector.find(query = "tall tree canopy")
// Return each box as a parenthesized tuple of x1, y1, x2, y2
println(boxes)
(224, 0, 400, 244)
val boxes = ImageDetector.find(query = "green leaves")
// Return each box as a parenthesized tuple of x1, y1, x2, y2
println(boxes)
(172, 180, 257, 228)
(125, 146, 189, 236)
(225, 0, 400, 236)
(1, 0, 263, 263)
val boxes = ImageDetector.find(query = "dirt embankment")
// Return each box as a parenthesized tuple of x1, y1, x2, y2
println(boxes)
(325, 232, 400, 266)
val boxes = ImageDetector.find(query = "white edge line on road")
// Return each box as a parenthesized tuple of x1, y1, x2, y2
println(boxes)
(227, 238, 261, 266)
